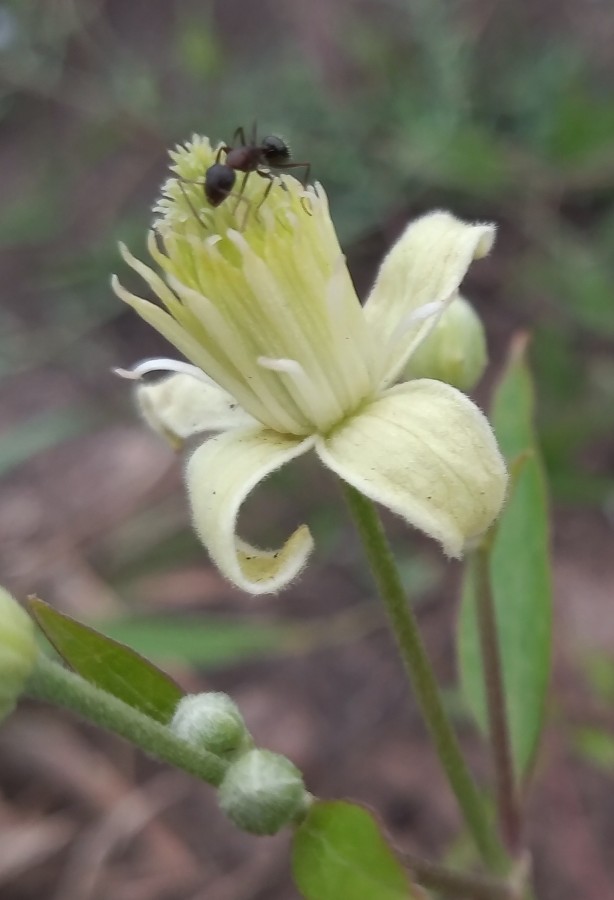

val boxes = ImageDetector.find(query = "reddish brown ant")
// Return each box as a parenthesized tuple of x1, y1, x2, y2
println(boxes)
(179, 124, 312, 227)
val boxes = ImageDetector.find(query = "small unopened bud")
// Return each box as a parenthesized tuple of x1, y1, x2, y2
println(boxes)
(219, 748, 310, 835)
(170, 692, 251, 759)
(0, 588, 37, 723)
(405, 295, 487, 391)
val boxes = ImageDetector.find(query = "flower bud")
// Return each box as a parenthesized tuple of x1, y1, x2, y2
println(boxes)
(404, 295, 487, 391)
(170, 692, 252, 759)
(0, 588, 37, 722)
(218, 748, 310, 835)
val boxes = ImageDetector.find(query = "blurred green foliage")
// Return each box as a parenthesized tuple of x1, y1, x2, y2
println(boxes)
(572, 727, 614, 772)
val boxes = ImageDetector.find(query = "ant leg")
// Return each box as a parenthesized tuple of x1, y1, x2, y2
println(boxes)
(235, 193, 253, 231)
(258, 177, 275, 212)
(276, 161, 311, 187)
(178, 179, 209, 228)
(279, 162, 313, 214)
(215, 144, 231, 163)
(177, 175, 253, 228)
(233, 170, 251, 214)
(231, 126, 246, 147)
(254, 169, 278, 214)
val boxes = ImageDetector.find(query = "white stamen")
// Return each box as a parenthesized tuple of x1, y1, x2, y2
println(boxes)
(227, 229, 250, 254)
(113, 358, 215, 384)
(387, 300, 446, 348)
(257, 356, 335, 430)
(403, 300, 446, 327)
(191, 235, 220, 259)
(379, 301, 449, 383)
(257, 357, 307, 377)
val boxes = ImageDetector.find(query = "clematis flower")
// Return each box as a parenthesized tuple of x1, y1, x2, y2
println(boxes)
(113, 135, 507, 594)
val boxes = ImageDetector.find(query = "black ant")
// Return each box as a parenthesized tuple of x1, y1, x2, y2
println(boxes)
(179, 124, 312, 226)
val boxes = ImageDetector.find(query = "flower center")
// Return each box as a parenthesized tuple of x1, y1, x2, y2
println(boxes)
(141, 136, 378, 435)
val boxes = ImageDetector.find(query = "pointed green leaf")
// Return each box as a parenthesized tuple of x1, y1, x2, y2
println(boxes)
(29, 598, 182, 723)
(458, 334, 552, 778)
(292, 801, 417, 900)
(101, 616, 289, 668)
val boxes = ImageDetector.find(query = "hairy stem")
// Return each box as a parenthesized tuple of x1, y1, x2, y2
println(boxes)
(342, 483, 508, 872)
(26, 655, 227, 786)
(402, 850, 516, 899)
(474, 543, 522, 854)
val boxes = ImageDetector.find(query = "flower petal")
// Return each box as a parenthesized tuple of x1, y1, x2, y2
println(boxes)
(317, 381, 507, 556)
(187, 428, 315, 594)
(136, 373, 256, 444)
(364, 211, 495, 386)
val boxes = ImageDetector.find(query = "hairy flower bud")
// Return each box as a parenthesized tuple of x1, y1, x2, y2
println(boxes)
(170, 692, 251, 759)
(218, 748, 310, 835)
(403, 295, 487, 391)
(0, 588, 37, 722)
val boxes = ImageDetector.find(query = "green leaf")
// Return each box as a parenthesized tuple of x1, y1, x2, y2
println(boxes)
(572, 727, 614, 772)
(458, 334, 552, 778)
(29, 598, 182, 723)
(101, 616, 292, 668)
(292, 801, 416, 900)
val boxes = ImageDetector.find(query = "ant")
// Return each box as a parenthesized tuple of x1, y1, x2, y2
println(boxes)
(179, 124, 312, 226)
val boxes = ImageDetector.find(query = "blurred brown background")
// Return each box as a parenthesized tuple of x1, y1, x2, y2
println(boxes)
(1, 1, 614, 897)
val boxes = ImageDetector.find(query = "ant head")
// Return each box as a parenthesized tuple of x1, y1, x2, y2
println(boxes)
(260, 135, 291, 167)
(204, 163, 236, 207)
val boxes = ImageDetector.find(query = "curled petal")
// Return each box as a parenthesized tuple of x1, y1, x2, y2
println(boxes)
(187, 428, 315, 594)
(364, 211, 495, 386)
(136, 373, 256, 445)
(317, 381, 507, 556)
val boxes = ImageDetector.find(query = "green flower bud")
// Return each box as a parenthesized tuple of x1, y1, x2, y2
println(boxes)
(218, 748, 310, 835)
(0, 588, 37, 722)
(404, 295, 487, 391)
(170, 692, 251, 759)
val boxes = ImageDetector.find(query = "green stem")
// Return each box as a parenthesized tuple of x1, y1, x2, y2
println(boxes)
(26, 655, 227, 786)
(402, 850, 516, 899)
(342, 483, 508, 872)
(474, 544, 521, 855)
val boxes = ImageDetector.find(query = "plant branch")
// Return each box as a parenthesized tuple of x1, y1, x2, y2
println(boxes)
(474, 543, 522, 855)
(26, 655, 227, 786)
(402, 850, 516, 899)
(341, 483, 508, 873)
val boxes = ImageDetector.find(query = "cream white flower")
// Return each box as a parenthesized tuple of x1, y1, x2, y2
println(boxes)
(113, 135, 507, 594)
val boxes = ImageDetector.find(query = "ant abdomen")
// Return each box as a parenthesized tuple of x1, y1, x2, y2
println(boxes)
(205, 163, 236, 207)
